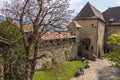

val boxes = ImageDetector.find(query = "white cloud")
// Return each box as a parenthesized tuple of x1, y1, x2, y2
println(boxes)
(117, 0, 120, 5)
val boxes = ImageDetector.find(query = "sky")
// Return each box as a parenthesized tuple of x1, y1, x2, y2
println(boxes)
(0, 0, 120, 15)
(70, 0, 120, 14)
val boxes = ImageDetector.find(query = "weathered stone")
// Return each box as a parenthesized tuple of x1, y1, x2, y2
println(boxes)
(36, 44, 78, 70)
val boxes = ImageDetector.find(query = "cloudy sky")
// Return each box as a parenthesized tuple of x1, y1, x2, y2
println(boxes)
(70, 0, 120, 13)
(0, 0, 120, 14)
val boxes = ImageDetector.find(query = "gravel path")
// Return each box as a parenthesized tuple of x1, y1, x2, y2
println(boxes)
(71, 59, 120, 80)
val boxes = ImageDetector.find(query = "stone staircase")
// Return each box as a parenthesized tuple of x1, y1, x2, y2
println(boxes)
(82, 50, 97, 61)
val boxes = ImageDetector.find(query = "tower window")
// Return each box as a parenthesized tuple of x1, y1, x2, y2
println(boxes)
(109, 18, 114, 22)
(92, 24, 94, 28)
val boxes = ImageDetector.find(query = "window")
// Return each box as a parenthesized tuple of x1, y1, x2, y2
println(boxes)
(85, 46, 89, 50)
(92, 24, 94, 28)
(85, 44, 89, 50)
(109, 18, 114, 22)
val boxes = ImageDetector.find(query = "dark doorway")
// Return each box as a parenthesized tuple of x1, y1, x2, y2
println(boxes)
(77, 45, 83, 57)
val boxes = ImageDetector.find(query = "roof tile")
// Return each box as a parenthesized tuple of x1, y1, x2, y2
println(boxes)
(103, 7, 120, 25)
(75, 2, 105, 21)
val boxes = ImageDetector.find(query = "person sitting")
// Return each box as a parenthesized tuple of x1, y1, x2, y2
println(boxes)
(85, 63, 89, 69)
(77, 68, 81, 75)
(80, 68, 84, 75)
(81, 57, 86, 62)
(75, 68, 81, 77)
(74, 68, 84, 77)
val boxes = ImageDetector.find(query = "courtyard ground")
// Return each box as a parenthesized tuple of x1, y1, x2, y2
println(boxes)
(71, 58, 120, 80)
(33, 61, 85, 80)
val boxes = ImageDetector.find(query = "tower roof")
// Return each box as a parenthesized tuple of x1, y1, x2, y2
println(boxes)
(69, 21, 82, 29)
(103, 7, 120, 25)
(75, 2, 105, 22)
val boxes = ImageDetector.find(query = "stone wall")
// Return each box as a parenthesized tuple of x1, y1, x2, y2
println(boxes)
(104, 25, 120, 53)
(35, 39, 78, 70)
(77, 19, 98, 52)
(97, 20, 105, 57)
(105, 25, 120, 42)
(71, 19, 105, 59)
(76, 19, 98, 59)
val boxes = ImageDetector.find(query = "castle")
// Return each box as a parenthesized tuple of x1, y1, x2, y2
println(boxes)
(69, 2, 120, 60)
(1, 2, 120, 79)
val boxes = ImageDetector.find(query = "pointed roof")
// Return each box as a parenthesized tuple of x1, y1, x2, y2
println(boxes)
(75, 2, 105, 22)
(103, 7, 120, 25)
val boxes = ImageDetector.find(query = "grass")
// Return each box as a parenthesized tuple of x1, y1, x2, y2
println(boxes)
(33, 60, 85, 80)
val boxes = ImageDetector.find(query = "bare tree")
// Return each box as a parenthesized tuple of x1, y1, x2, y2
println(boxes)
(1, 0, 73, 80)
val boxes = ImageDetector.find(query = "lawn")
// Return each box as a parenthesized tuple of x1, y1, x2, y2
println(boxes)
(33, 60, 85, 80)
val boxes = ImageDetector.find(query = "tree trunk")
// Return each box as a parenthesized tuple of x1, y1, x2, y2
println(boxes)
(30, 40, 39, 80)
(25, 46, 31, 80)
(25, 40, 39, 80)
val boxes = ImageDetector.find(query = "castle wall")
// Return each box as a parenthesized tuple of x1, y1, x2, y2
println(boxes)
(76, 19, 98, 59)
(35, 39, 78, 70)
(97, 20, 105, 57)
(104, 25, 120, 52)
(76, 19, 105, 59)
(105, 25, 120, 41)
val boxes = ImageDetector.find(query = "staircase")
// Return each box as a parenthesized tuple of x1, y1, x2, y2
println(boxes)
(82, 50, 97, 61)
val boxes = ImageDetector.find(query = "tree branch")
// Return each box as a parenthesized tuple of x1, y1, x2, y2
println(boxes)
(29, 54, 46, 62)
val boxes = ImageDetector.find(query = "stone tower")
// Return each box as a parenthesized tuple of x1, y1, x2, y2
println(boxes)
(72, 2, 105, 60)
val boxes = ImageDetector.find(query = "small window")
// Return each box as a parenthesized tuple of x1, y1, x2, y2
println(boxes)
(109, 18, 114, 22)
(92, 24, 94, 28)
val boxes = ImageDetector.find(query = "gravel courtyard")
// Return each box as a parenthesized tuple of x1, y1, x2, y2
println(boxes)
(71, 59, 120, 80)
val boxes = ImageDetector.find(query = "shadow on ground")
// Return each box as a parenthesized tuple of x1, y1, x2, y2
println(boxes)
(97, 66, 120, 80)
